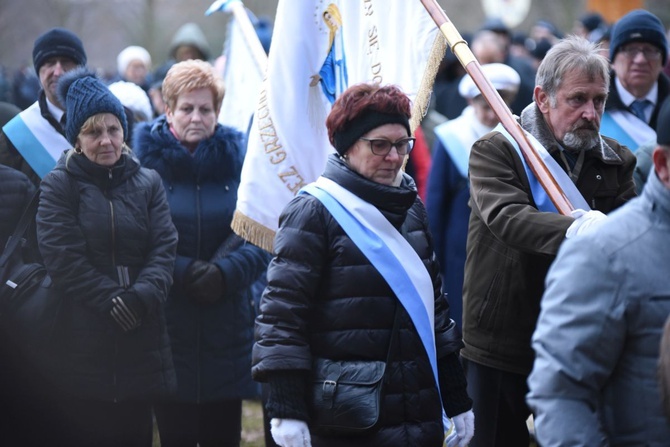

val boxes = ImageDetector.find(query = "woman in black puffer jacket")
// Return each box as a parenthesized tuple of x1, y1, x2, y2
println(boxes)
(36, 69, 177, 447)
(252, 83, 474, 447)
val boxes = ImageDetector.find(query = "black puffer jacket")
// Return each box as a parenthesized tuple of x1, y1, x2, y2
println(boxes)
(252, 155, 470, 447)
(0, 164, 35, 249)
(37, 152, 178, 401)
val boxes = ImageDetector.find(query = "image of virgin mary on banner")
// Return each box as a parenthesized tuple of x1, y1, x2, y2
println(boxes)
(311, 3, 348, 104)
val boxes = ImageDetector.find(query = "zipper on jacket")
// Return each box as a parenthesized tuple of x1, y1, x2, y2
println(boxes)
(110, 196, 116, 266)
(196, 183, 202, 404)
(113, 339, 119, 403)
(108, 170, 119, 401)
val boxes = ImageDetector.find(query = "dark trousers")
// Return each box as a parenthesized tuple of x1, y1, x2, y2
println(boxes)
(0, 334, 53, 446)
(154, 399, 242, 447)
(55, 397, 153, 447)
(1, 334, 150, 447)
(462, 358, 531, 447)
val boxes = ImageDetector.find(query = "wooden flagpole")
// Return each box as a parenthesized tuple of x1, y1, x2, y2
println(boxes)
(420, 0, 574, 215)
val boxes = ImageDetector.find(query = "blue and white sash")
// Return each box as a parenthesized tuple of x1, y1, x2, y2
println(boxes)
(301, 176, 450, 431)
(600, 110, 655, 152)
(494, 124, 590, 213)
(435, 121, 470, 179)
(2, 102, 70, 178)
(434, 107, 492, 179)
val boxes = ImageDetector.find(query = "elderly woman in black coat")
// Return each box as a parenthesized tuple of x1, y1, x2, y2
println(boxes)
(252, 83, 474, 447)
(36, 69, 177, 447)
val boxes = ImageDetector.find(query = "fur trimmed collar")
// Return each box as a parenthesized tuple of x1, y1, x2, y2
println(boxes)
(519, 103, 623, 164)
(133, 116, 245, 183)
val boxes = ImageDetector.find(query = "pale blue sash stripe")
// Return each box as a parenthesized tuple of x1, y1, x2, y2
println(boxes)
(3, 117, 56, 178)
(435, 123, 469, 178)
(301, 176, 449, 431)
(2, 103, 69, 178)
(494, 124, 590, 212)
(600, 112, 642, 152)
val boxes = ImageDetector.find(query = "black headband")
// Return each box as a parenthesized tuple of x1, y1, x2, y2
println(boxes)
(332, 110, 411, 155)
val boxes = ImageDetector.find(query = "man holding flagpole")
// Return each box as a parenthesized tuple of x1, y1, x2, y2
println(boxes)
(460, 36, 636, 447)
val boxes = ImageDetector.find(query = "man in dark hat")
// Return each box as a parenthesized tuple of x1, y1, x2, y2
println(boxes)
(600, 9, 669, 153)
(0, 27, 87, 185)
(528, 90, 670, 447)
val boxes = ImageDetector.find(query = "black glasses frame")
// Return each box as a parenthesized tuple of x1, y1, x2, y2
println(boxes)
(620, 45, 663, 61)
(358, 137, 416, 156)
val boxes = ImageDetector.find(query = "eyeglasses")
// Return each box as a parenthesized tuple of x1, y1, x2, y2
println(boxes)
(620, 45, 663, 61)
(359, 137, 416, 156)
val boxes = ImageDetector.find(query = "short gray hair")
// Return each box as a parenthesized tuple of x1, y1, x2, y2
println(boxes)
(535, 36, 610, 105)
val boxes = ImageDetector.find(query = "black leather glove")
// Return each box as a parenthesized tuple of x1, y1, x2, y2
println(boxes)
(109, 292, 145, 332)
(184, 260, 225, 304)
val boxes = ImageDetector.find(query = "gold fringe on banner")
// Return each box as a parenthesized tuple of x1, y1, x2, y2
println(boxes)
(410, 32, 447, 133)
(231, 210, 276, 253)
(403, 31, 447, 172)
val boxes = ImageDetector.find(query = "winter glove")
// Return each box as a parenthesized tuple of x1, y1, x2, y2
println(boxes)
(184, 260, 225, 304)
(270, 418, 311, 447)
(446, 409, 474, 447)
(565, 209, 607, 239)
(109, 294, 143, 332)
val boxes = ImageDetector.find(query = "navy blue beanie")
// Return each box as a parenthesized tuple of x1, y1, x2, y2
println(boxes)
(610, 10, 667, 65)
(57, 68, 128, 145)
(32, 28, 87, 75)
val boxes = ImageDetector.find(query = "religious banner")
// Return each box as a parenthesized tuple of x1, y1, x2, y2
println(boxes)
(206, 0, 267, 133)
(232, 0, 446, 251)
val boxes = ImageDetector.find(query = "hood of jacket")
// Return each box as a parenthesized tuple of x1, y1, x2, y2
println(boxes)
(133, 115, 244, 184)
(169, 23, 211, 60)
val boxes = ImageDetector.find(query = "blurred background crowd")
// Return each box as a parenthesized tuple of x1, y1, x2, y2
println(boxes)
(0, 0, 667, 120)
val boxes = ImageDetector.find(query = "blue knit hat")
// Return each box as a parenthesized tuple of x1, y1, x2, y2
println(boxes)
(610, 10, 668, 65)
(57, 68, 128, 145)
(32, 28, 87, 75)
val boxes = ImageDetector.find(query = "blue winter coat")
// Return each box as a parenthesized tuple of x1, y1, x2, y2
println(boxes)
(426, 140, 470, 329)
(134, 116, 270, 402)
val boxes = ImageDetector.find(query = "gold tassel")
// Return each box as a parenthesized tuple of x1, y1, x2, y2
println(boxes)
(410, 32, 447, 133)
(231, 210, 276, 253)
(403, 32, 447, 172)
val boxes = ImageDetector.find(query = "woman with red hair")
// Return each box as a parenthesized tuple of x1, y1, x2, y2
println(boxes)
(252, 83, 474, 447)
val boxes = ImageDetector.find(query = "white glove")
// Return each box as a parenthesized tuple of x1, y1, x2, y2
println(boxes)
(446, 409, 474, 447)
(270, 418, 311, 447)
(565, 209, 607, 239)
